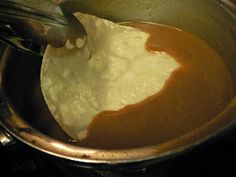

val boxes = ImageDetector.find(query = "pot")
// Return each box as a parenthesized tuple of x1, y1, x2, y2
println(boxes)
(0, 0, 236, 170)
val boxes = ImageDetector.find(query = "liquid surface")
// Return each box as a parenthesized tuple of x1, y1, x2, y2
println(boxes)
(78, 23, 232, 149)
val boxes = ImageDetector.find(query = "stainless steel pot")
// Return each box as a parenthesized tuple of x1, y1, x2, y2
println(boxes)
(0, 0, 236, 170)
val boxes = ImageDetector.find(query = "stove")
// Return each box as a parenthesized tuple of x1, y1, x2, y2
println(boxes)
(1, 127, 236, 177)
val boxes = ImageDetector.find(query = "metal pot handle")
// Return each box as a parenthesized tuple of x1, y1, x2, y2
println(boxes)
(0, 127, 15, 147)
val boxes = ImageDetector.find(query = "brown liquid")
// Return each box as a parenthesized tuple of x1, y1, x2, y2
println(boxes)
(78, 23, 232, 149)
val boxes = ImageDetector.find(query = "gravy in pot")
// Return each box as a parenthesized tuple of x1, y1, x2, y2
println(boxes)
(40, 12, 232, 149)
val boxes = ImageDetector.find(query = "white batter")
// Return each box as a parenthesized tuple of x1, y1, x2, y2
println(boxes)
(41, 12, 180, 140)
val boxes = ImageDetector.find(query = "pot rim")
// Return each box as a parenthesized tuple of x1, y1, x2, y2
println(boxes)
(1, 97, 236, 165)
(1, 0, 236, 165)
